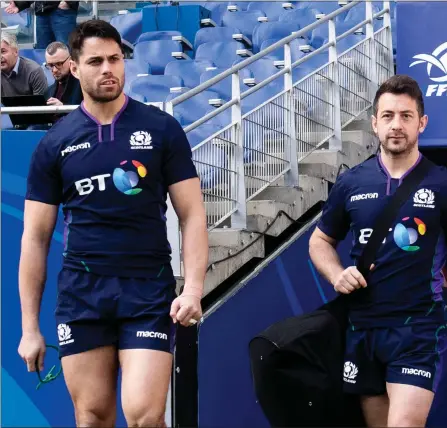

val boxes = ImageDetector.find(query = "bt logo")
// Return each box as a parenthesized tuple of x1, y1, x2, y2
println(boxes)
(393, 217, 426, 252)
(75, 160, 147, 196)
(359, 217, 427, 252)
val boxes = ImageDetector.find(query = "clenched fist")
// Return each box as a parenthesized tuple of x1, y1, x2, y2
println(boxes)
(170, 294, 202, 327)
(333, 266, 367, 294)
(18, 331, 46, 372)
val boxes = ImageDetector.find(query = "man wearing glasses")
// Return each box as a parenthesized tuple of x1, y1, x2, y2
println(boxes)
(44, 41, 82, 107)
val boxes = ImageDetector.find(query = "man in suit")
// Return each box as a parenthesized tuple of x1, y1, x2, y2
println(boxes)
(44, 41, 82, 107)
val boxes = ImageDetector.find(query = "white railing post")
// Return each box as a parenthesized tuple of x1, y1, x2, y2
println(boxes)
(383, 0, 394, 75)
(33, 6, 37, 47)
(283, 42, 299, 187)
(164, 101, 182, 278)
(328, 19, 342, 151)
(92, 0, 99, 19)
(231, 71, 247, 229)
(366, 1, 378, 95)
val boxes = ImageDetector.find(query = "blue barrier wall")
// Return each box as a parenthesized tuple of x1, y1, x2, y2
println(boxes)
(2, 130, 446, 426)
(142, 5, 210, 49)
(197, 219, 447, 427)
(396, 1, 447, 148)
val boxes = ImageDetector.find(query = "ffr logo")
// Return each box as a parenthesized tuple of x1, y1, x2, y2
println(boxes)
(75, 174, 111, 195)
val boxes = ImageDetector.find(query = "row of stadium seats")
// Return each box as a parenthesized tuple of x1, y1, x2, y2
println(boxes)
(5, 1, 395, 150)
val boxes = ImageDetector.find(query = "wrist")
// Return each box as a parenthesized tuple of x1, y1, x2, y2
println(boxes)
(328, 266, 344, 287)
(22, 319, 40, 335)
(182, 285, 203, 299)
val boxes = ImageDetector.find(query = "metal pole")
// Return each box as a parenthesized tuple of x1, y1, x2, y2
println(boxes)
(92, 0, 98, 19)
(230, 72, 247, 229)
(283, 42, 299, 187)
(366, 1, 378, 95)
(383, 1, 394, 76)
(328, 19, 342, 151)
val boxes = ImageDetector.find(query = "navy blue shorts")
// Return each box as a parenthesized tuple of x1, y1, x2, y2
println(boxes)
(55, 267, 177, 358)
(343, 324, 446, 395)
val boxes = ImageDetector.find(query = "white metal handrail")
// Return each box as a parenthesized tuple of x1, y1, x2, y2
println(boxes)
(166, 1, 393, 232)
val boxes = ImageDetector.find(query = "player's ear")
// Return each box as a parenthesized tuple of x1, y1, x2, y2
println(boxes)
(70, 60, 80, 80)
(371, 114, 378, 134)
(419, 114, 428, 133)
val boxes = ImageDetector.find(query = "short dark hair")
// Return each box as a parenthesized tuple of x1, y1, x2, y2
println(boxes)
(46, 41, 69, 56)
(373, 75, 425, 117)
(69, 19, 123, 62)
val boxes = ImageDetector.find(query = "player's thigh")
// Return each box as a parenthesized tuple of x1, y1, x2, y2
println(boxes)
(62, 345, 119, 424)
(387, 383, 434, 427)
(384, 324, 445, 426)
(119, 348, 173, 425)
(360, 394, 389, 427)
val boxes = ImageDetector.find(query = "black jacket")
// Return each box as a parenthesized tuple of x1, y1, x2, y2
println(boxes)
(15, 1, 79, 15)
(44, 73, 83, 106)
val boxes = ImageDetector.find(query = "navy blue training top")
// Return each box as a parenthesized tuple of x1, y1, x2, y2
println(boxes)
(318, 153, 447, 329)
(26, 96, 198, 278)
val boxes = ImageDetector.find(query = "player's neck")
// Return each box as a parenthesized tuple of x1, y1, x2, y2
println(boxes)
(379, 147, 420, 179)
(82, 93, 127, 125)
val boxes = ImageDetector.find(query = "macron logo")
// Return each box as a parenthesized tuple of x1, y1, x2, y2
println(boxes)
(402, 367, 431, 378)
(350, 192, 378, 202)
(61, 142, 91, 157)
(136, 331, 168, 340)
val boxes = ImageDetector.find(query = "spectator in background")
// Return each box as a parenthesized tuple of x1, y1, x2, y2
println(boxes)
(4, 1, 79, 49)
(44, 41, 82, 107)
(1, 32, 47, 97)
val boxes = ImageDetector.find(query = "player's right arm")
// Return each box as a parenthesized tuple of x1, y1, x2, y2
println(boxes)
(18, 201, 58, 372)
(309, 174, 367, 294)
(18, 134, 62, 372)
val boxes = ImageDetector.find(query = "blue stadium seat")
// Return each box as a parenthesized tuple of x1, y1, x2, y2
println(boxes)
(1, 9, 31, 34)
(228, 2, 250, 12)
(245, 57, 279, 83)
(194, 26, 240, 49)
(260, 38, 307, 62)
(200, 1, 229, 25)
(195, 41, 247, 69)
(124, 59, 151, 94)
(199, 67, 253, 100)
(20, 49, 45, 65)
(252, 21, 302, 52)
(135, 30, 182, 44)
(310, 22, 351, 49)
(130, 75, 184, 103)
(128, 91, 147, 103)
(167, 89, 222, 126)
(344, 3, 380, 24)
(133, 40, 183, 75)
(247, 1, 292, 21)
(279, 7, 323, 29)
(309, 1, 339, 14)
(165, 59, 214, 89)
(110, 11, 143, 45)
(222, 10, 266, 40)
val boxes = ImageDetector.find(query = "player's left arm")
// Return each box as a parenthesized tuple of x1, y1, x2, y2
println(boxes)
(163, 116, 208, 326)
(168, 178, 208, 327)
(169, 177, 208, 298)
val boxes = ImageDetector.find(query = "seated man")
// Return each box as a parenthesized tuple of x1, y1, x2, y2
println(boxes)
(44, 41, 83, 107)
(1, 32, 48, 97)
